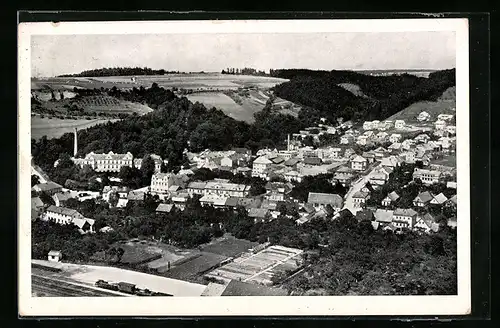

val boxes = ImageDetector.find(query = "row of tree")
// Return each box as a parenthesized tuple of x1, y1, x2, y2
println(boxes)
(59, 67, 178, 77)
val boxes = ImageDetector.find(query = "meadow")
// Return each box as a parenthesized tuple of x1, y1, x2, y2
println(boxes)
(31, 116, 118, 140)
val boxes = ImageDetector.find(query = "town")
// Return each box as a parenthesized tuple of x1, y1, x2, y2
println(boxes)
(31, 85, 458, 297)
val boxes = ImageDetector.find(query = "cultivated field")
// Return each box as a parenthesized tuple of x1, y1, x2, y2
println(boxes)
(200, 236, 258, 258)
(185, 92, 253, 122)
(32, 73, 289, 92)
(31, 116, 118, 140)
(161, 252, 229, 283)
(206, 245, 303, 286)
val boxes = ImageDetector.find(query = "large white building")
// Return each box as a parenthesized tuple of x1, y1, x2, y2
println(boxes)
(150, 172, 187, 194)
(187, 179, 251, 198)
(412, 168, 442, 185)
(72, 151, 134, 173)
(252, 156, 273, 178)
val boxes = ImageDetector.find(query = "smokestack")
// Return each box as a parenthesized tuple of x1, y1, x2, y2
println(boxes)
(73, 127, 78, 157)
(287, 134, 291, 151)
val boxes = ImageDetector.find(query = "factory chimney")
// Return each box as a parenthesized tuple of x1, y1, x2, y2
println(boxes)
(73, 127, 78, 157)
(287, 134, 291, 151)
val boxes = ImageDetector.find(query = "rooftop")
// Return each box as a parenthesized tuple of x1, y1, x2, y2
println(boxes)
(33, 181, 62, 191)
(220, 280, 288, 296)
(394, 208, 418, 217)
(46, 205, 81, 217)
(307, 192, 343, 208)
(156, 203, 174, 213)
(374, 209, 394, 223)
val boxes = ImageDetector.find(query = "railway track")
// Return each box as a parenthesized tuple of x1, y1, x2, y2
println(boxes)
(32, 274, 125, 297)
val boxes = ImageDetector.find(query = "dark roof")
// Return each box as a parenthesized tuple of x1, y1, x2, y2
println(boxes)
(53, 192, 72, 202)
(46, 205, 81, 217)
(307, 192, 343, 208)
(284, 158, 301, 166)
(353, 191, 369, 199)
(31, 197, 44, 208)
(303, 157, 322, 165)
(33, 181, 62, 191)
(221, 280, 288, 296)
(224, 197, 240, 207)
(355, 209, 375, 221)
(414, 191, 434, 203)
(270, 156, 285, 164)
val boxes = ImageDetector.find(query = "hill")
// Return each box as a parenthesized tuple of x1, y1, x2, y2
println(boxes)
(270, 68, 456, 126)
(386, 86, 456, 123)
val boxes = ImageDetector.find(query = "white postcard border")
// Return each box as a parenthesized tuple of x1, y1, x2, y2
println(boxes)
(18, 18, 470, 316)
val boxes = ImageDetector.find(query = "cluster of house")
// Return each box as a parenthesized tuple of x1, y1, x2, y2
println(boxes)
(356, 190, 457, 233)
(186, 148, 252, 174)
(152, 177, 297, 222)
(291, 123, 338, 143)
(31, 181, 96, 233)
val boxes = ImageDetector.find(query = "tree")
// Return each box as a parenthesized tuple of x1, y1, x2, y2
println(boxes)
(140, 155, 156, 183)
(31, 175, 40, 187)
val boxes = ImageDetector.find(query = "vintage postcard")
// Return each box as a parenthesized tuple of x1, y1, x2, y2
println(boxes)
(18, 18, 470, 316)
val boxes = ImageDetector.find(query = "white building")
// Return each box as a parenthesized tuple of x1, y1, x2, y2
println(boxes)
(435, 120, 447, 131)
(417, 111, 430, 122)
(412, 168, 442, 185)
(350, 155, 367, 171)
(150, 172, 187, 194)
(395, 120, 405, 129)
(72, 151, 134, 173)
(187, 179, 250, 198)
(393, 208, 418, 229)
(356, 135, 369, 146)
(42, 205, 95, 233)
(363, 121, 374, 130)
(389, 134, 402, 143)
(252, 156, 273, 178)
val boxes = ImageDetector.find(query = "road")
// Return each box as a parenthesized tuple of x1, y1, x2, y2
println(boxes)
(342, 163, 382, 215)
(31, 273, 128, 297)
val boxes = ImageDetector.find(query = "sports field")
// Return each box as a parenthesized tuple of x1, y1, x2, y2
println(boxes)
(206, 245, 304, 286)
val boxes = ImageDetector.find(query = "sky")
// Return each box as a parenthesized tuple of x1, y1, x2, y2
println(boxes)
(31, 32, 456, 77)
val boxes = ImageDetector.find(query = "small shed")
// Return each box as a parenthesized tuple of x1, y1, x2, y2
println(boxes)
(48, 250, 62, 262)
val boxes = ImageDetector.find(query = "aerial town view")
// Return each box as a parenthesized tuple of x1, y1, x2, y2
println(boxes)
(29, 31, 458, 297)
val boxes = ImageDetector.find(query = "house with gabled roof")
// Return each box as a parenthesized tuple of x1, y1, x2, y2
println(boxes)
(381, 155, 401, 170)
(388, 142, 402, 153)
(389, 133, 402, 144)
(413, 191, 434, 207)
(430, 192, 448, 205)
(414, 213, 440, 233)
(32, 181, 63, 195)
(382, 191, 400, 207)
(350, 155, 367, 171)
(307, 192, 343, 213)
(393, 208, 418, 229)
(355, 208, 375, 222)
(373, 209, 394, 227)
(156, 203, 174, 214)
(353, 191, 370, 208)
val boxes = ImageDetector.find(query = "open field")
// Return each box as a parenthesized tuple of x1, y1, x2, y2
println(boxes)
(32, 74, 289, 92)
(201, 236, 259, 258)
(206, 245, 303, 286)
(185, 92, 253, 122)
(337, 83, 370, 98)
(31, 116, 119, 140)
(161, 252, 229, 283)
(91, 239, 196, 269)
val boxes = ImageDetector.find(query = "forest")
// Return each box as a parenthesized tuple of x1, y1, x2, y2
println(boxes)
(58, 67, 178, 77)
(271, 68, 456, 125)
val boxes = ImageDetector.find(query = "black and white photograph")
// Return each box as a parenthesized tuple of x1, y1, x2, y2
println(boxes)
(18, 18, 471, 316)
